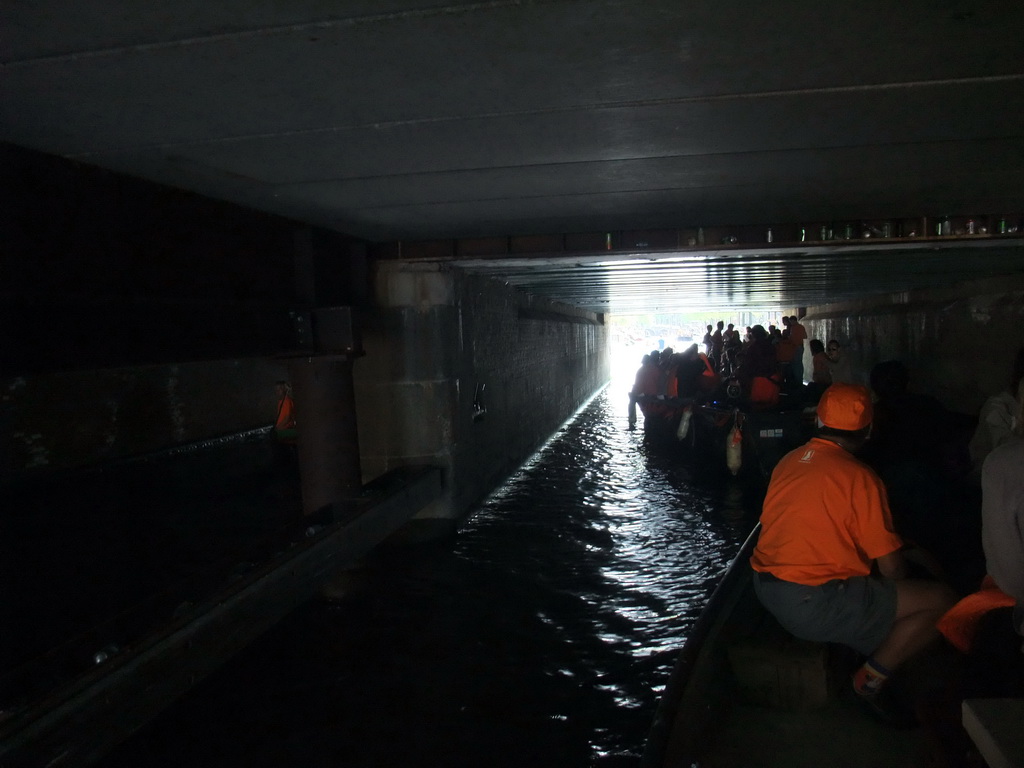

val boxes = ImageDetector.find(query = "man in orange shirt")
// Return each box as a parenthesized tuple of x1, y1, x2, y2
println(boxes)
(750, 383, 954, 724)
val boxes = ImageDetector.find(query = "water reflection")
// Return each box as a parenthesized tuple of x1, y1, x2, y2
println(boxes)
(100, 345, 758, 768)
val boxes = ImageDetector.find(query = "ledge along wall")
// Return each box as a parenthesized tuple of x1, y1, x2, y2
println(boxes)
(798, 269, 1024, 415)
(355, 260, 610, 538)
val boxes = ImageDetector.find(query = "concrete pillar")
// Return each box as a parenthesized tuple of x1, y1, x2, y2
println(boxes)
(289, 356, 362, 517)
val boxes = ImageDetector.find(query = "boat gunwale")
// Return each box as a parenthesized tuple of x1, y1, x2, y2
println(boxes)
(641, 523, 762, 767)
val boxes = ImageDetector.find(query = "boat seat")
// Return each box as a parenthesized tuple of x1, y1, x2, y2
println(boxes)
(725, 610, 843, 710)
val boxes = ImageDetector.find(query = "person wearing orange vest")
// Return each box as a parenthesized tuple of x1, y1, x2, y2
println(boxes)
(274, 380, 297, 444)
(710, 321, 724, 373)
(675, 344, 719, 399)
(632, 350, 674, 424)
(773, 328, 798, 387)
(735, 325, 779, 407)
(751, 383, 955, 725)
(696, 350, 719, 395)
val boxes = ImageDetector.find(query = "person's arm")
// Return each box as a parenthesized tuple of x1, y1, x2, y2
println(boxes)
(876, 549, 907, 580)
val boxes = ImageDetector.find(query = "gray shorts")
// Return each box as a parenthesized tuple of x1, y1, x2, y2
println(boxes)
(752, 571, 898, 655)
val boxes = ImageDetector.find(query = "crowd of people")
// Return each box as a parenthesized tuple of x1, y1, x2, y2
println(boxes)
(631, 315, 855, 418)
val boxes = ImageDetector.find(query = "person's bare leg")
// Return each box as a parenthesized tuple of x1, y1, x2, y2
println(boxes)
(872, 580, 956, 671)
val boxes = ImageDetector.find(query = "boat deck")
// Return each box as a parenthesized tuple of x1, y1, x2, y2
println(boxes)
(698, 699, 928, 768)
(646, 526, 979, 768)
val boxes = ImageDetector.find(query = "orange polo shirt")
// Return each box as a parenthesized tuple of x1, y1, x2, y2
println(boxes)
(751, 437, 902, 585)
(789, 322, 807, 346)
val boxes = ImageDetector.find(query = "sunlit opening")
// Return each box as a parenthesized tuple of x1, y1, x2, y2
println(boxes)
(606, 309, 786, 393)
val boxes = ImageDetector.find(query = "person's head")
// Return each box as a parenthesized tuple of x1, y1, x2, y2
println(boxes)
(816, 383, 873, 446)
(751, 324, 768, 341)
(789, 315, 799, 324)
(649, 350, 661, 364)
(781, 316, 790, 327)
(685, 343, 699, 358)
(641, 354, 650, 365)
(809, 339, 825, 355)
(869, 360, 910, 400)
(716, 320, 724, 330)
(662, 346, 674, 358)
(727, 323, 734, 331)
(275, 380, 290, 398)
(706, 324, 713, 332)
(827, 339, 841, 357)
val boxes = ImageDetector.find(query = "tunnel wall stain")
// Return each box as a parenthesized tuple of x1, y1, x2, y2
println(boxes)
(803, 272, 1024, 413)
(358, 262, 609, 531)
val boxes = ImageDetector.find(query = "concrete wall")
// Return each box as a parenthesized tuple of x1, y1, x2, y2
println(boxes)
(355, 261, 609, 535)
(800, 272, 1024, 414)
(1, 143, 361, 480)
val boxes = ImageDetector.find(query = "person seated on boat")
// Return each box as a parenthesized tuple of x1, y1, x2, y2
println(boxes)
(665, 352, 684, 396)
(721, 324, 743, 376)
(631, 350, 661, 401)
(734, 325, 780, 408)
(627, 353, 652, 429)
(787, 315, 808, 384)
(805, 339, 832, 403)
(826, 339, 855, 384)
(702, 325, 714, 358)
(773, 327, 798, 389)
(632, 350, 676, 424)
(938, 380, 1024, 701)
(659, 346, 675, 377)
(711, 321, 725, 373)
(967, 346, 1024, 482)
(864, 360, 981, 594)
(974, 389, 1024, 686)
(750, 383, 956, 725)
(675, 343, 719, 399)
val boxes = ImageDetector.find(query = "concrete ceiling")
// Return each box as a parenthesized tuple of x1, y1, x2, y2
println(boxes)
(3, 1, 1024, 314)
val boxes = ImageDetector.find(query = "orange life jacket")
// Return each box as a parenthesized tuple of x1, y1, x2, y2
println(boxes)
(937, 575, 1016, 653)
(275, 395, 296, 432)
(749, 374, 781, 405)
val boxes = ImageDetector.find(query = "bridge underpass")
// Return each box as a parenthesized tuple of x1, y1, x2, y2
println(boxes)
(3, 1, 1024, 763)
(4, 146, 1023, 764)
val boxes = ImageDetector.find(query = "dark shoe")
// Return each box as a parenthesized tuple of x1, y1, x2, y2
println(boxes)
(852, 686, 918, 729)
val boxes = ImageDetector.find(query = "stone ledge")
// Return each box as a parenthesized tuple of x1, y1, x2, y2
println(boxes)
(962, 698, 1024, 768)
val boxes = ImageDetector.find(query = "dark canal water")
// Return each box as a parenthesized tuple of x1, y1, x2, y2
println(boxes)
(99, 348, 759, 768)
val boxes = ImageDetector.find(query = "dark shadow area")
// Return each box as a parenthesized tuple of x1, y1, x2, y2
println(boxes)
(0, 430, 303, 713)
